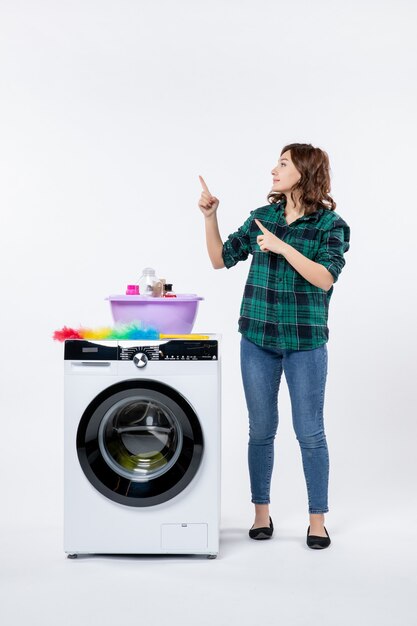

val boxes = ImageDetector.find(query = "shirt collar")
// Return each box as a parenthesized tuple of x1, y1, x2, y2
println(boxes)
(274, 199, 323, 222)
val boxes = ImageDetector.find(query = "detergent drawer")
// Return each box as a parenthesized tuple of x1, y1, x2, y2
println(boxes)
(161, 523, 208, 550)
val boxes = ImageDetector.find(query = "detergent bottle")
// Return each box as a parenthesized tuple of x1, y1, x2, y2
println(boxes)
(152, 279, 164, 297)
(164, 283, 177, 298)
(137, 267, 157, 296)
(126, 284, 139, 295)
(151, 277, 166, 297)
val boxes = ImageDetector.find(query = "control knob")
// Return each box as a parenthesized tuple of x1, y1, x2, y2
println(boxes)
(133, 352, 148, 368)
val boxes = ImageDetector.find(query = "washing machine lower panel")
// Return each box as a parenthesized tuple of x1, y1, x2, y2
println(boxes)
(64, 443, 220, 554)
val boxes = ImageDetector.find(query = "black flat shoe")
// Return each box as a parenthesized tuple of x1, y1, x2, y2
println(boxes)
(306, 525, 331, 549)
(249, 516, 274, 540)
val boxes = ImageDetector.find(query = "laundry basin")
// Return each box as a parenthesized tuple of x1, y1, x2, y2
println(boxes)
(106, 294, 204, 334)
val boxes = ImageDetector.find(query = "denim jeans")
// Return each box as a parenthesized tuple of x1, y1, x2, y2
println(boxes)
(240, 334, 329, 514)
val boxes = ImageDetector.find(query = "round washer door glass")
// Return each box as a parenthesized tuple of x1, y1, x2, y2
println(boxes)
(77, 380, 204, 507)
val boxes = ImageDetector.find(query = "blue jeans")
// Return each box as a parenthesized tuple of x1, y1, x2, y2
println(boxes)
(240, 334, 329, 514)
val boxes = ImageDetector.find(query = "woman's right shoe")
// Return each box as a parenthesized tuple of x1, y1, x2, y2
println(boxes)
(249, 516, 274, 540)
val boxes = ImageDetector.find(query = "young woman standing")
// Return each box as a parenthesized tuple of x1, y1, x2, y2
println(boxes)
(198, 143, 350, 549)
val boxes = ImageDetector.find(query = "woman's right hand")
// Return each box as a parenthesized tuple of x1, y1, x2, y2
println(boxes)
(198, 175, 219, 218)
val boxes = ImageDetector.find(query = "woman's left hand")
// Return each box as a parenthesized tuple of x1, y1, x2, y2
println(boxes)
(255, 219, 287, 255)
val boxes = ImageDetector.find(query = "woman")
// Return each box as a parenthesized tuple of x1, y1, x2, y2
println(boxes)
(198, 143, 350, 549)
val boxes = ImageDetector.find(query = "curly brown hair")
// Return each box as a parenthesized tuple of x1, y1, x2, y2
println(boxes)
(267, 143, 336, 214)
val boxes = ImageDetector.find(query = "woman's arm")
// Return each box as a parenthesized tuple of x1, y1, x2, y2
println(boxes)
(281, 244, 334, 291)
(282, 217, 350, 290)
(198, 175, 254, 270)
(255, 217, 350, 291)
(204, 213, 225, 269)
(198, 175, 225, 269)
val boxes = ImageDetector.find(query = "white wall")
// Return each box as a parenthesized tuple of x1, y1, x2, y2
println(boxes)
(0, 0, 415, 535)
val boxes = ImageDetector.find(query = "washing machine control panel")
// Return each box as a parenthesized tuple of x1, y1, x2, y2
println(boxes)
(65, 339, 218, 361)
(119, 340, 218, 361)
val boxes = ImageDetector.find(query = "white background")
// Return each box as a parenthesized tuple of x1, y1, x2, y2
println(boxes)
(1, 1, 416, 624)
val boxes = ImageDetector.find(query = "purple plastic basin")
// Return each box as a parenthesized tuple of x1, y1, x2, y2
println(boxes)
(106, 294, 204, 334)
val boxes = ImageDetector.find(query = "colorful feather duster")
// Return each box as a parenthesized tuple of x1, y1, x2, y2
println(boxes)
(53, 321, 159, 341)
(53, 326, 83, 341)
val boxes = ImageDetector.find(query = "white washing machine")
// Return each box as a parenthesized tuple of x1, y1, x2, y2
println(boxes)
(64, 335, 221, 558)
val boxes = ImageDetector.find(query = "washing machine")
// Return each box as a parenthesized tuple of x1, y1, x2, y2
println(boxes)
(64, 335, 221, 558)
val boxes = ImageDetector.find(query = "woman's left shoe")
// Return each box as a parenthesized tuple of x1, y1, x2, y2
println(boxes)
(306, 525, 331, 549)
(249, 516, 274, 540)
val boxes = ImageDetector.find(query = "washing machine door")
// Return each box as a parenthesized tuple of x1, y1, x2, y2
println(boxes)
(76, 380, 203, 507)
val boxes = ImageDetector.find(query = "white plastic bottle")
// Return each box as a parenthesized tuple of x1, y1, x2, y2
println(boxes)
(137, 267, 157, 296)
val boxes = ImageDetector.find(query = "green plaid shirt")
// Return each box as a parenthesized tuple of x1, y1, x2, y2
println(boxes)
(221, 199, 350, 350)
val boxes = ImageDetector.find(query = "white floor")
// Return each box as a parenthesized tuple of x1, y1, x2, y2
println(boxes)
(2, 511, 416, 626)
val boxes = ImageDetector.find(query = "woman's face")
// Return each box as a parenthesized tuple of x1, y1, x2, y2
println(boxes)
(271, 150, 301, 193)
